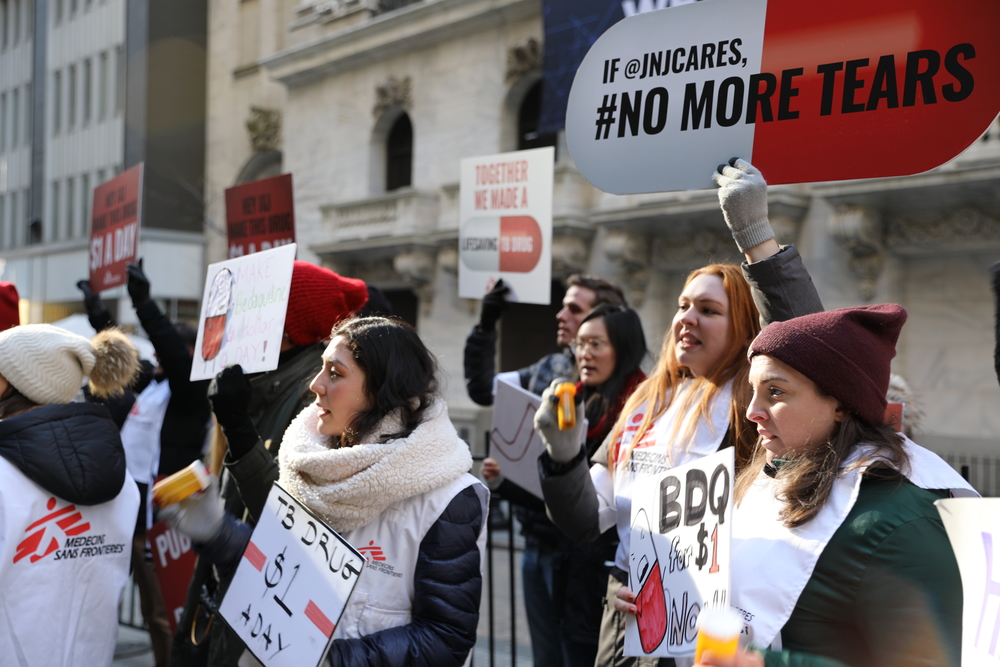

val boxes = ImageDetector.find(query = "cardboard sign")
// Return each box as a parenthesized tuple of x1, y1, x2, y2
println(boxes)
(146, 520, 197, 633)
(219, 484, 365, 667)
(88, 163, 143, 291)
(489, 378, 587, 499)
(190, 244, 296, 381)
(565, 0, 1000, 193)
(459, 147, 554, 305)
(936, 498, 1000, 666)
(225, 174, 296, 259)
(626, 448, 734, 658)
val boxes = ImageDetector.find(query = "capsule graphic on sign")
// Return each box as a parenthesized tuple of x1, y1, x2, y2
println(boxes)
(460, 216, 543, 273)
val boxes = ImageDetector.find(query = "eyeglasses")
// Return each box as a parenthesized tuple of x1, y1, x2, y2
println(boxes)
(572, 337, 610, 354)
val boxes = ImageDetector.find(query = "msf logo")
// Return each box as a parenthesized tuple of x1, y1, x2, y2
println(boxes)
(358, 541, 387, 563)
(13, 497, 91, 564)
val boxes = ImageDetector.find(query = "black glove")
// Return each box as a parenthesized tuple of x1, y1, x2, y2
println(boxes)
(479, 279, 511, 333)
(209, 364, 259, 460)
(76, 279, 115, 331)
(126, 259, 151, 305)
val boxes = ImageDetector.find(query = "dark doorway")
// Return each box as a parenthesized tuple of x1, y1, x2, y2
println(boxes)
(517, 81, 557, 153)
(386, 113, 413, 191)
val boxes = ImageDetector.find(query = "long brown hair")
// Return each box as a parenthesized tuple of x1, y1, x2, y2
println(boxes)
(735, 414, 910, 528)
(607, 264, 760, 471)
(0, 386, 39, 419)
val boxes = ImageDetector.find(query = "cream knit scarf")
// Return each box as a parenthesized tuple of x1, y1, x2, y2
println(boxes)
(277, 400, 472, 533)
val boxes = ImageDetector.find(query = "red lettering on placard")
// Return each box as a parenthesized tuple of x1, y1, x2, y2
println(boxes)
(498, 216, 542, 273)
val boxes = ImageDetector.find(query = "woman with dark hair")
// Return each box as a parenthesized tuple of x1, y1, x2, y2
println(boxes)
(164, 316, 488, 667)
(686, 305, 976, 667)
(482, 305, 647, 666)
(575, 304, 648, 454)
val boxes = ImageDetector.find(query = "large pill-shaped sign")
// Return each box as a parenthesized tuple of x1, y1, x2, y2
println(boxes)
(460, 216, 543, 273)
(459, 147, 554, 305)
(565, 0, 1000, 193)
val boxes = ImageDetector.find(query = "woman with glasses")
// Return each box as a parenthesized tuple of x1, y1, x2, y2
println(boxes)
(534, 159, 825, 667)
(482, 304, 648, 666)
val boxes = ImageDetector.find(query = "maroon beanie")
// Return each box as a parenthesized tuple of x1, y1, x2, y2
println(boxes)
(749, 304, 907, 426)
(0, 282, 19, 332)
(283, 261, 368, 347)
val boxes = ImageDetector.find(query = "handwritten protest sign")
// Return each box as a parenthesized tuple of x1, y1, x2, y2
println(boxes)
(147, 521, 197, 633)
(489, 378, 586, 499)
(459, 147, 553, 304)
(626, 447, 734, 658)
(219, 484, 365, 667)
(190, 244, 296, 381)
(565, 0, 1000, 193)
(936, 498, 1000, 666)
(225, 174, 296, 259)
(88, 163, 143, 291)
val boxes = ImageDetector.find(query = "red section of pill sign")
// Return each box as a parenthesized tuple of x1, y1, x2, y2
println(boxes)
(751, 0, 1000, 184)
(498, 216, 542, 273)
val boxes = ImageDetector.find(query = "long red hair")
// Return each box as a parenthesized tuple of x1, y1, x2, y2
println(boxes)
(608, 264, 760, 471)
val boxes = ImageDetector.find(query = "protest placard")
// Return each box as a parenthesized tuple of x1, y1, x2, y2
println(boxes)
(459, 147, 553, 305)
(489, 378, 586, 499)
(219, 484, 365, 667)
(565, 0, 1000, 193)
(225, 174, 296, 258)
(190, 244, 296, 381)
(626, 447, 734, 658)
(936, 497, 1000, 666)
(146, 521, 197, 633)
(88, 163, 143, 291)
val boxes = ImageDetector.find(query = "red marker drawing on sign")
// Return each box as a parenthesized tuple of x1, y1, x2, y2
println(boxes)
(243, 540, 267, 572)
(305, 600, 335, 638)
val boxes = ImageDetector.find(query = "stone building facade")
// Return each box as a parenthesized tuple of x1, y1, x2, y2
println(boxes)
(205, 0, 1000, 489)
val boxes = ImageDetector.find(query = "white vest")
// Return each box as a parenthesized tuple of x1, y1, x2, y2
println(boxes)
(0, 458, 139, 666)
(336, 473, 488, 642)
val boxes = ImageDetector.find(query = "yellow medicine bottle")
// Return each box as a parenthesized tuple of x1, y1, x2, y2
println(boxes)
(554, 382, 576, 430)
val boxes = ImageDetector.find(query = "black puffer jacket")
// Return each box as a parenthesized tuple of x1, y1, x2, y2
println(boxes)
(0, 403, 128, 505)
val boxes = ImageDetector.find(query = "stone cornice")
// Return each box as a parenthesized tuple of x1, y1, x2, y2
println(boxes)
(261, 0, 538, 87)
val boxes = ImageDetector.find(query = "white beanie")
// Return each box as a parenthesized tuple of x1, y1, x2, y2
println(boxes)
(0, 324, 138, 405)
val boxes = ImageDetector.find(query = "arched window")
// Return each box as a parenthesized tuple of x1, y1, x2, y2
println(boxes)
(517, 81, 556, 152)
(385, 113, 412, 191)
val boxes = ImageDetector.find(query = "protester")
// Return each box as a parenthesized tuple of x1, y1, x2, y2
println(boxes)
(172, 259, 367, 666)
(466, 273, 627, 667)
(483, 304, 647, 664)
(689, 304, 976, 667)
(79, 262, 211, 667)
(0, 325, 140, 666)
(536, 159, 823, 667)
(164, 316, 488, 666)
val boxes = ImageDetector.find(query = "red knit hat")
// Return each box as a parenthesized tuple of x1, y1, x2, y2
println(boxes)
(0, 282, 19, 332)
(283, 261, 368, 347)
(749, 304, 907, 426)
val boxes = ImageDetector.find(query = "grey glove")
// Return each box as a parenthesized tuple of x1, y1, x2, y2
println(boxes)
(712, 157, 774, 253)
(158, 476, 226, 544)
(533, 379, 586, 463)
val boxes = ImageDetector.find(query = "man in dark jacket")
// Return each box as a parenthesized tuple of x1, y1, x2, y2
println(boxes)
(79, 261, 211, 667)
(464, 273, 626, 667)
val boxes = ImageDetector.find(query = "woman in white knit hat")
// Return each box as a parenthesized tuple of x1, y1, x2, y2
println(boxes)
(0, 324, 141, 667)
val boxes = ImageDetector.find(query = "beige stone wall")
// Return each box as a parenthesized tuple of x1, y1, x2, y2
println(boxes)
(205, 0, 1000, 474)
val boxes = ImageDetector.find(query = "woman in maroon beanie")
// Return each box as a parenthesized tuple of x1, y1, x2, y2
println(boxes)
(698, 304, 977, 667)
